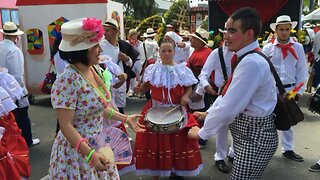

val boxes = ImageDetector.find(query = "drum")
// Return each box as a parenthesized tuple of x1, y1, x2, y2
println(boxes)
(308, 85, 320, 114)
(145, 106, 185, 134)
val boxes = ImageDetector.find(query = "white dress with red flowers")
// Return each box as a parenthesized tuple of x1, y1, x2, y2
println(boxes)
(49, 65, 119, 180)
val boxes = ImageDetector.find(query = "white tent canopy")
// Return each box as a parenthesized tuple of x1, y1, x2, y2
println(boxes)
(303, 8, 320, 21)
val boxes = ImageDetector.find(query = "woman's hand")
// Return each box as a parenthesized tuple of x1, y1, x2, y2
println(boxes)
(180, 95, 190, 106)
(187, 126, 200, 140)
(126, 114, 146, 133)
(193, 111, 208, 122)
(92, 152, 110, 171)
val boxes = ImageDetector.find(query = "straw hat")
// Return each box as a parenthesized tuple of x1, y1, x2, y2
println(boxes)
(103, 18, 119, 30)
(180, 30, 190, 37)
(303, 22, 313, 28)
(143, 28, 156, 38)
(0, 22, 24, 36)
(270, 15, 297, 32)
(189, 28, 209, 45)
(59, 17, 104, 52)
(128, 28, 139, 36)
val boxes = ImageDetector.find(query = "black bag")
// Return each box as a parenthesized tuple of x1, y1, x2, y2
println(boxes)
(128, 68, 136, 79)
(252, 51, 304, 130)
(308, 84, 320, 114)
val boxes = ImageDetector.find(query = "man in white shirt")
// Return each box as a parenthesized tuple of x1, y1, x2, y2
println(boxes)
(263, 15, 308, 162)
(188, 7, 278, 179)
(194, 30, 234, 173)
(0, 22, 40, 147)
(100, 19, 133, 114)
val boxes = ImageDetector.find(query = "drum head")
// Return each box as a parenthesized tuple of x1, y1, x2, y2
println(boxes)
(146, 107, 182, 125)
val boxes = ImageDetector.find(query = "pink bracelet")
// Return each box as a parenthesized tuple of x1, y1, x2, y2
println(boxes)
(76, 138, 87, 153)
(89, 151, 97, 167)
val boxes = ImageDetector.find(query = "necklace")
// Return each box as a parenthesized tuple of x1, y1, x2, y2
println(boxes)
(70, 64, 112, 104)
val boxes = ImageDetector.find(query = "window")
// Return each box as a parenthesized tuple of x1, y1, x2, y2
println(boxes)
(1, 9, 19, 26)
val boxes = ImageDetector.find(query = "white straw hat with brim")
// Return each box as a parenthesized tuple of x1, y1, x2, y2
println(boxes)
(270, 15, 297, 32)
(59, 18, 104, 52)
(103, 18, 119, 30)
(166, 24, 173, 28)
(143, 28, 156, 38)
(180, 30, 190, 37)
(189, 28, 209, 45)
(0, 22, 24, 36)
(303, 22, 313, 28)
(128, 28, 139, 36)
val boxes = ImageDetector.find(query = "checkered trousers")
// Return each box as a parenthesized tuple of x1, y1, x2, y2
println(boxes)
(229, 113, 278, 180)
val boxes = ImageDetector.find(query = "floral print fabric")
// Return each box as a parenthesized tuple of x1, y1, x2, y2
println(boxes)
(49, 65, 119, 180)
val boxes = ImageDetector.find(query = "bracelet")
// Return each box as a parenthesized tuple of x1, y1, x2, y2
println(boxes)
(86, 149, 95, 163)
(76, 138, 87, 153)
(122, 115, 128, 124)
(108, 109, 115, 119)
(89, 151, 97, 167)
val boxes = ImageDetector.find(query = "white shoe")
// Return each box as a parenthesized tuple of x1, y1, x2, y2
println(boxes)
(32, 138, 40, 146)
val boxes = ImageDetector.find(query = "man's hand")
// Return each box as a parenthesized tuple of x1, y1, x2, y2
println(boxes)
(177, 42, 186, 48)
(187, 126, 200, 140)
(193, 111, 208, 122)
(204, 85, 218, 96)
(117, 73, 127, 81)
(118, 52, 129, 62)
(295, 94, 302, 102)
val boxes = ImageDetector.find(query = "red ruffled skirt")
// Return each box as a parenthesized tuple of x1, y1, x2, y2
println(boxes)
(0, 112, 30, 178)
(134, 101, 203, 177)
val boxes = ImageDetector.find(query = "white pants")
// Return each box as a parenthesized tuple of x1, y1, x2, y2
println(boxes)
(280, 127, 294, 152)
(214, 125, 234, 161)
(129, 60, 142, 93)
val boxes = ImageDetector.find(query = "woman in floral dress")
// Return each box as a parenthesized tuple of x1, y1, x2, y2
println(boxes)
(134, 42, 203, 180)
(49, 17, 145, 180)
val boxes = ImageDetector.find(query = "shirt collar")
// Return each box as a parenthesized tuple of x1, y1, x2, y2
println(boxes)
(236, 40, 259, 57)
(273, 37, 295, 45)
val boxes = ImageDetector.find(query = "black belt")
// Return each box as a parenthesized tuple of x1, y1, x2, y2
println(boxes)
(283, 83, 295, 88)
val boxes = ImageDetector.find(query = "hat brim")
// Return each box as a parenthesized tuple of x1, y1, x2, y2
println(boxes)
(270, 21, 297, 32)
(102, 23, 118, 30)
(143, 33, 156, 38)
(0, 29, 24, 36)
(59, 35, 104, 52)
(189, 34, 207, 45)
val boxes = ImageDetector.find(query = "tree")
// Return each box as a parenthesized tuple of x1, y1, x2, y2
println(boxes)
(114, 0, 159, 20)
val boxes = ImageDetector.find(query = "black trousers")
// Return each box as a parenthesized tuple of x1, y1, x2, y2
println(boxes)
(12, 106, 33, 146)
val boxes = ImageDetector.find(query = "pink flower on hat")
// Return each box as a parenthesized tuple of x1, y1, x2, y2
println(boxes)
(82, 17, 104, 43)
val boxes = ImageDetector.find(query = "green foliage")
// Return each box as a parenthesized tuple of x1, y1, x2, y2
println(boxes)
(163, 0, 188, 26)
(114, 0, 159, 20)
(136, 15, 165, 42)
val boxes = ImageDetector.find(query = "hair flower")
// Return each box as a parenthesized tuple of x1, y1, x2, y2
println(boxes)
(82, 17, 105, 43)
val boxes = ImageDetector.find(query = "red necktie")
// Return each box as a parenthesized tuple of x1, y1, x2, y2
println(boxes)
(276, 43, 298, 60)
(221, 54, 238, 96)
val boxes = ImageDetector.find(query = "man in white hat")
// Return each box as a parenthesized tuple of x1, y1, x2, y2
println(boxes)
(192, 26, 235, 173)
(142, 28, 159, 62)
(100, 18, 139, 115)
(0, 21, 40, 147)
(302, 22, 315, 53)
(263, 15, 308, 162)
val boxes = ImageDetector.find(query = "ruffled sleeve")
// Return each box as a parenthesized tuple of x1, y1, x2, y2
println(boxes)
(0, 86, 17, 116)
(51, 67, 80, 109)
(0, 68, 24, 101)
(143, 61, 198, 88)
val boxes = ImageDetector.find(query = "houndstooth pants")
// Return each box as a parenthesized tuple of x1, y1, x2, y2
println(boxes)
(229, 113, 278, 180)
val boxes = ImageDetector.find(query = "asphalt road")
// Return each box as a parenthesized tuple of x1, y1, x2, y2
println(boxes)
(28, 93, 320, 180)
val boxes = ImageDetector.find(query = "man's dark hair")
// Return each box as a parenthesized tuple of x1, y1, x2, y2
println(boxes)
(230, 7, 262, 39)
(59, 49, 89, 65)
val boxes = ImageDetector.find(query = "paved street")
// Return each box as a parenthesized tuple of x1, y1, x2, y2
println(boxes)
(28, 93, 320, 180)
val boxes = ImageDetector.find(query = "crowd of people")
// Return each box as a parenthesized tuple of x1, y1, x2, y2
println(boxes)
(0, 6, 320, 180)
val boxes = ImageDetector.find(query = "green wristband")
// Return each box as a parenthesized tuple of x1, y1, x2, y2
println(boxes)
(108, 109, 115, 120)
(86, 149, 95, 163)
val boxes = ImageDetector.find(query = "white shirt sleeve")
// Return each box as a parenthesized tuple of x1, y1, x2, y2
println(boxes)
(295, 44, 308, 94)
(6, 49, 25, 89)
(198, 59, 264, 140)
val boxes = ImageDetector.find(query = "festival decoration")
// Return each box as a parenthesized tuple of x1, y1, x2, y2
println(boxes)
(47, 17, 69, 57)
(26, 29, 44, 54)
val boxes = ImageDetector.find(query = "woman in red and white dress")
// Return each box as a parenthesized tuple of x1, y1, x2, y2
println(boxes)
(134, 42, 203, 180)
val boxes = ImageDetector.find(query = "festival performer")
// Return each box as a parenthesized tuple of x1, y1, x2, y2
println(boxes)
(188, 7, 278, 179)
(49, 17, 145, 179)
(262, 15, 308, 162)
(164, 31, 191, 64)
(134, 41, 203, 180)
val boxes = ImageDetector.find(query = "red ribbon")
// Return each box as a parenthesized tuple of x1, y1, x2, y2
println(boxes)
(276, 43, 298, 60)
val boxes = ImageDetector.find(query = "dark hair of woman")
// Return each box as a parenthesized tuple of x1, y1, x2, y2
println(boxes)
(59, 49, 90, 65)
